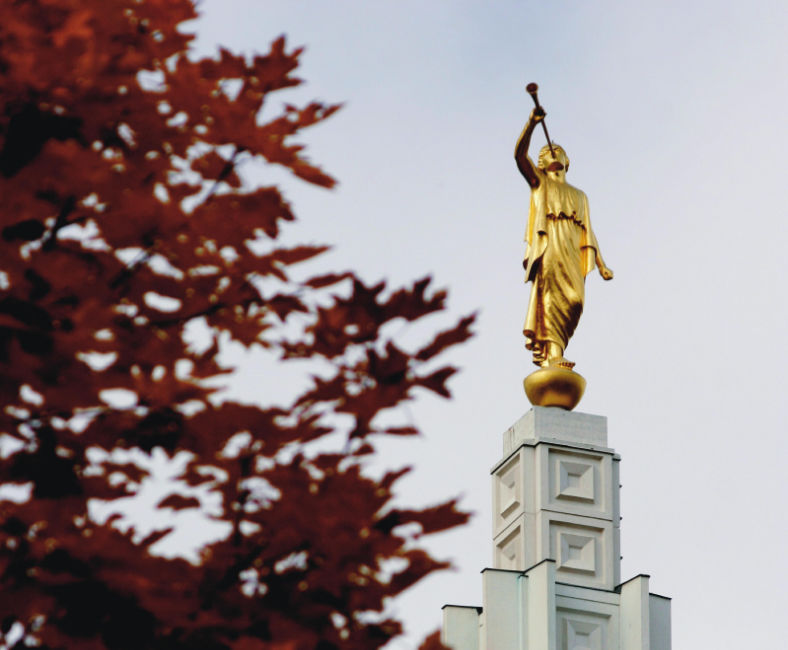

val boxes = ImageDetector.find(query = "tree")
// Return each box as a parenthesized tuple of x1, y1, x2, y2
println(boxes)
(0, 2, 473, 648)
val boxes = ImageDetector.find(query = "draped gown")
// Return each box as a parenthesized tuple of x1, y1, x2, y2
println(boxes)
(523, 168, 599, 365)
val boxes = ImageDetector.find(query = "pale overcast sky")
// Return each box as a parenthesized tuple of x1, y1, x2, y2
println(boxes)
(192, 2, 787, 647)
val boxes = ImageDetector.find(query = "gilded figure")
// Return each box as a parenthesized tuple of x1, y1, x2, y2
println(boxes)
(515, 107, 613, 369)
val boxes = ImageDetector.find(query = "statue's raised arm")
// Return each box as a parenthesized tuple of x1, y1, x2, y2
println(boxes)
(517, 84, 613, 410)
(514, 108, 545, 189)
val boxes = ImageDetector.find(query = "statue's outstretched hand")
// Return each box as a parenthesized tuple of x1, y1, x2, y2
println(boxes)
(530, 107, 546, 124)
(599, 265, 614, 281)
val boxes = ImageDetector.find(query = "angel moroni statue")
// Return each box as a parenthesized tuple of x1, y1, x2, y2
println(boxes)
(515, 85, 613, 409)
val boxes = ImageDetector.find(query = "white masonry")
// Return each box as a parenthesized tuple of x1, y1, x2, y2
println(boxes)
(442, 406, 671, 650)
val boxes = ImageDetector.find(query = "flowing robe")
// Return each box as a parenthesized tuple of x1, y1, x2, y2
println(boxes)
(523, 168, 599, 363)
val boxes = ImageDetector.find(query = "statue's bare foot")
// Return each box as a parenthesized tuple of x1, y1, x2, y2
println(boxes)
(547, 357, 575, 370)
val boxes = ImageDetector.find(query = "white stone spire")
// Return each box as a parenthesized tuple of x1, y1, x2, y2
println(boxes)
(441, 407, 671, 650)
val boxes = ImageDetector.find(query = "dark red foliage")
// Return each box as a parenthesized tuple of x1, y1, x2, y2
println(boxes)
(0, 2, 473, 649)
(418, 630, 450, 650)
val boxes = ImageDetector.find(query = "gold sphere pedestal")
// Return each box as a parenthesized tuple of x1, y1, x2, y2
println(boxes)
(524, 366, 586, 411)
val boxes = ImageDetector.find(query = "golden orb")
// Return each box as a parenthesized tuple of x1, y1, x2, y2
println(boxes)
(523, 366, 586, 411)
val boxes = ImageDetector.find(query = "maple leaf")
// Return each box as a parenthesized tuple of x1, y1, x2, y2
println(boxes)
(416, 314, 476, 361)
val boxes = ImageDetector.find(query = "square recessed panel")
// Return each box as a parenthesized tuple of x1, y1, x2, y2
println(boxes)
(557, 609, 615, 650)
(494, 455, 522, 526)
(495, 525, 523, 571)
(560, 533, 596, 574)
(559, 461, 594, 501)
(499, 466, 519, 517)
(547, 449, 607, 514)
(549, 520, 607, 586)
(557, 600, 620, 650)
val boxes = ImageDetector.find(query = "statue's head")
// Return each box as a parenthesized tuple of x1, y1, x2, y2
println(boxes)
(537, 144, 569, 176)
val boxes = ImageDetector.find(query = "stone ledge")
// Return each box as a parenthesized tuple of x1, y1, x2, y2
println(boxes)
(503, 407, 608, 455)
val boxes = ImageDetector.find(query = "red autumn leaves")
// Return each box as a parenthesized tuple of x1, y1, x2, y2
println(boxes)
(0, 2, 469, 648)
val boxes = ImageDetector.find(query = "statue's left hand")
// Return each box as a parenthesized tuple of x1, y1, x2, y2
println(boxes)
(599, 266, 614, 281)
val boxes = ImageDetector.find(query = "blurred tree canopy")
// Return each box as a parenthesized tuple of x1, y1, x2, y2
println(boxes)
(0, 1, 472, 648)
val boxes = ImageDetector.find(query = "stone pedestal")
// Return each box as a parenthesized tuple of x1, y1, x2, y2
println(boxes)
(442, 407, 671, 650)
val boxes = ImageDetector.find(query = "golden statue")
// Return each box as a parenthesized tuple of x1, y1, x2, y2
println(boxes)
(515, 84, 613, 408)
